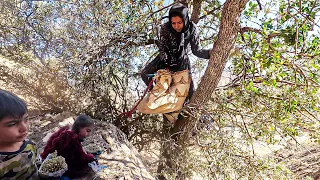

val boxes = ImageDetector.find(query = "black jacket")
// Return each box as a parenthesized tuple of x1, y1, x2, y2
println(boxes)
(158, 3, 210, 71)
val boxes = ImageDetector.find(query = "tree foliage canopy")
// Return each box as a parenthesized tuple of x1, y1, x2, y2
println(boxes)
(1, 0, 320, 179)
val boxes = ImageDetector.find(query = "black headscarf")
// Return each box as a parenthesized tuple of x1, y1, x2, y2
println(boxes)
(167, 3, 193, 59)
(169, 3, 191, 33)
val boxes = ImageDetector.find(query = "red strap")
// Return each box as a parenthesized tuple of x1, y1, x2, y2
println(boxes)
(120, 79, 154, 118)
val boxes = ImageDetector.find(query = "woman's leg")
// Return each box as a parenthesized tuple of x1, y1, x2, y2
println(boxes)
(141, 55, 160, 86)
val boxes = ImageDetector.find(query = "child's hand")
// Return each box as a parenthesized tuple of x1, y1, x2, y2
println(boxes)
(92, 150, 102, 156)
(93, 155, 99, 162)
(92, 150, 102, 162)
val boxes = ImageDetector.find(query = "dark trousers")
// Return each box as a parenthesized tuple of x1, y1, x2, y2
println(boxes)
(141, 55, 161, 86)
(140, 55, 194, 101)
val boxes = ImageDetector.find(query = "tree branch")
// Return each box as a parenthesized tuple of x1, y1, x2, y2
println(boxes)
(198, 6, 222, 21)
(191, 0, 250, 105)
(173, 0, 250, 147)
(190, 0, 203, 24)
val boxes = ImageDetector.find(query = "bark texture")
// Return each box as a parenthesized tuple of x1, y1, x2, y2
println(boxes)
(158, 0, 250, 178)
(190, 0, 203, 24)
(176, 0, 188, 7)
(191, 0, 249, 105)
(175, 0, 250, 147)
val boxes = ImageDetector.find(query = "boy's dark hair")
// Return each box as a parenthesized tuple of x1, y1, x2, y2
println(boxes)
(72, 114, 94, 133)
(0, 89, 27, 121)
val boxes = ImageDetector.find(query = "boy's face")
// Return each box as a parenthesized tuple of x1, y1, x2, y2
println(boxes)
(78, 126, 93, 139)
(0, 114, 29, 144)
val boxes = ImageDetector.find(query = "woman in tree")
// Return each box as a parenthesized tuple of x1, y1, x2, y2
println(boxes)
(141, 3, 211, 100)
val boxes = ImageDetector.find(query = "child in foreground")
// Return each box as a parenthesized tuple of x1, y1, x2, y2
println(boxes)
(41, 114, 96, 178)
(0, 89, 39, 179)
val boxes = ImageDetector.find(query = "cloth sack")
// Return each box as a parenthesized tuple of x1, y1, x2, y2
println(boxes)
(137, 69, 190, 122)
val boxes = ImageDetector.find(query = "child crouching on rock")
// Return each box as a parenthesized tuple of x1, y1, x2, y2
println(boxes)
(40, 114, 96, 178)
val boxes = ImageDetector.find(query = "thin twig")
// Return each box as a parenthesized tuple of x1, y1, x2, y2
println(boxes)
(255, 0, 262, 10)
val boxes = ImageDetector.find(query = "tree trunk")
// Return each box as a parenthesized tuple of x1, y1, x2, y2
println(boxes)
(190, 0, 203, 24)
(157, 117, 174, 180)
(172, 0, 249, 178)
(176, 0, 249, 141)
(157, 0, 249, 178)
(176, 0, 188, 7)
(191, 0, 249, 105)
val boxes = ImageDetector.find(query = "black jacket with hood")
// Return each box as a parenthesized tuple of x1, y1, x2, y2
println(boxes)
(158, 3, 210, 71)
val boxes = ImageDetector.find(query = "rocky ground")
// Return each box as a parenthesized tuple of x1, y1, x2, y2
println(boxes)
(273, 142, 320, 180)
(27, 112, 320, 180)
